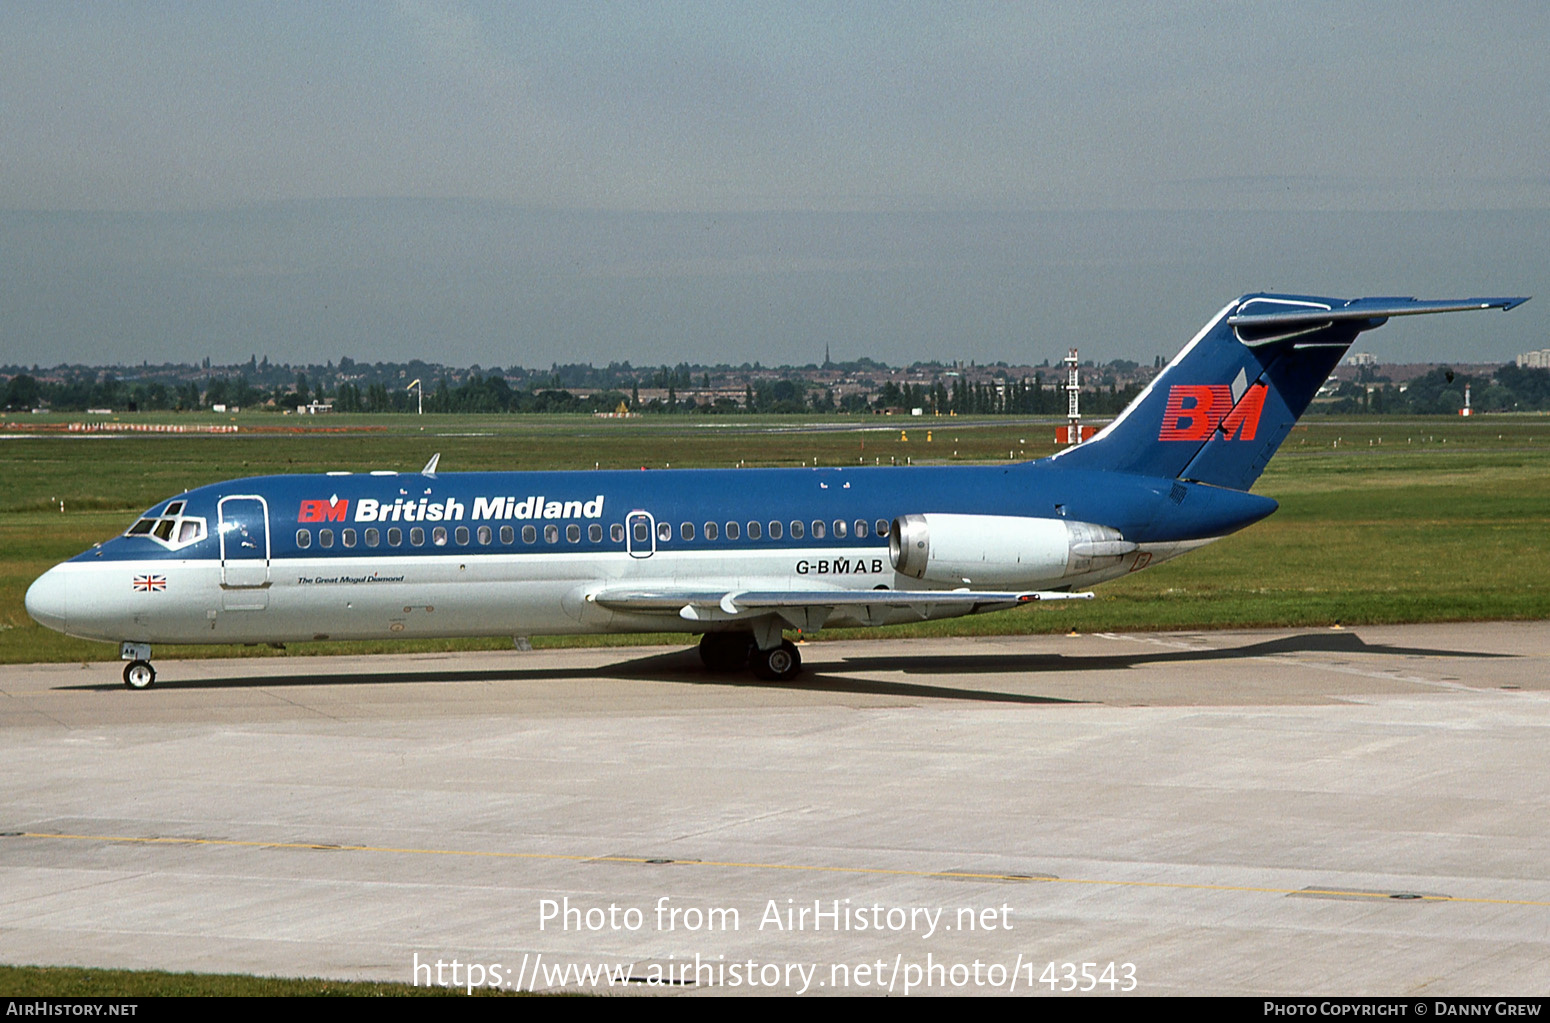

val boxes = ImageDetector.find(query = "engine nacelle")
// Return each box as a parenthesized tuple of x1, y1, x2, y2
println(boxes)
(888, 513, 1136, 586)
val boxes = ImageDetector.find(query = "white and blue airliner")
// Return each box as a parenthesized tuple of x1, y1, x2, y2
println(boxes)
(25, 293, 1527, 687)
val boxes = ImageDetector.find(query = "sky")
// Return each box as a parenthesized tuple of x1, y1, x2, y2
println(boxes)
(2, 1, 1547, 369)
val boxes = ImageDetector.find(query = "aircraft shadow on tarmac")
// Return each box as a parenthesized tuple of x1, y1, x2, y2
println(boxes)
(59, 630, 1508, 704)
(60, 647, 1074, 704)
(834, 630, 1514, 677)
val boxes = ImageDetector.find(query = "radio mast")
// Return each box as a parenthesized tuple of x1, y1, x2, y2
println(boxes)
(1064, 348, 1081, 445)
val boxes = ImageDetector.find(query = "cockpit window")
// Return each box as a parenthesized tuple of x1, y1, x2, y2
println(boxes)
(125, 501, 207, 552)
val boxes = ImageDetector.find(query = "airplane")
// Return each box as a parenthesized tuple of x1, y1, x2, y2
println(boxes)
(25, 292, 1528, 688)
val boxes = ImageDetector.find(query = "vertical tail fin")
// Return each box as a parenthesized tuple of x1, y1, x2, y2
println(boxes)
(1048, 294, 1528, 491)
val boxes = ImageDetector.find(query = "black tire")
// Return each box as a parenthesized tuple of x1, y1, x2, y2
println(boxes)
(698, 632, 753, 672)
(122, 660, 156, 690)
(751, 640, 802, 682)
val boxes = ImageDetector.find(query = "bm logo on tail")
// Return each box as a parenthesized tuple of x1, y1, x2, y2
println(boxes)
(1158, 382, 1267, 441)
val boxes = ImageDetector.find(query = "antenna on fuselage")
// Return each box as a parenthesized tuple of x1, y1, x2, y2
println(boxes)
(421, 453, 440, 475)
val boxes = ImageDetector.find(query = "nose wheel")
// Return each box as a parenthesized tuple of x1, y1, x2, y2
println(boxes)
(122, 660, 157, 689)
(119, 642, 156, 689)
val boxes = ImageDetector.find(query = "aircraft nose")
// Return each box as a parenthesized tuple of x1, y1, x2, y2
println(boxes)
(24, 567, 69, 633)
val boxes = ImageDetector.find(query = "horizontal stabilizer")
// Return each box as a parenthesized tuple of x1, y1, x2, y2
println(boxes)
(1229, 296, 1528, 345)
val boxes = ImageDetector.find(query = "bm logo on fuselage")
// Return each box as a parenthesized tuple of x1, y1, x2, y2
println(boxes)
(299, 498, 349, 523)
(1158, 383, 1267, 442)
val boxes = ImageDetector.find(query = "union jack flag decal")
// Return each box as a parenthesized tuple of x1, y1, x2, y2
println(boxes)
(133, 574, 167, 592)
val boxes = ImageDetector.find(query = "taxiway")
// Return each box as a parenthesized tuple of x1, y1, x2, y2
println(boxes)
(3, 622, 1548, 995)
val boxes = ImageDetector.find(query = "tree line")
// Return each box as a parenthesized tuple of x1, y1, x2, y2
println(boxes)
(8, 363, 1548, 416)
(1315, 365, 1550, 415)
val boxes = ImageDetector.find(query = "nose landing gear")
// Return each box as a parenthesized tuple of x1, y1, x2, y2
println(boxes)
(120, 642, 156, 690)
(123, 660, 156, 689)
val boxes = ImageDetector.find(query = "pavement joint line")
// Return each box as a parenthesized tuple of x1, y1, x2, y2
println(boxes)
(19, 831, 1550, 908)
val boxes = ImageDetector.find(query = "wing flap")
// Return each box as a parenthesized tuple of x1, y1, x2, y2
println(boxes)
(590, 586, 1093, 627)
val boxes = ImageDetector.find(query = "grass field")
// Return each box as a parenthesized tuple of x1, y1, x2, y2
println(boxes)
(0, 963, 532, 997)
(3, 411, 1548, 665)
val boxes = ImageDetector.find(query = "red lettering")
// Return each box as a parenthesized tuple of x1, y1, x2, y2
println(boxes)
(299, 499, 349, 523)
(1158, 383, 1265, 442)
(1218, 382, 1267, 441)
(1159, 385, 1228, 441)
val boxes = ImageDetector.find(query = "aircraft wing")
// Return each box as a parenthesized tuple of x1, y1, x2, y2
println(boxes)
(589, 586, 1093, 631)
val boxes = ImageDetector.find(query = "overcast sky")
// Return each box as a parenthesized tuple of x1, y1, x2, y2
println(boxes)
(2, 1, 1546, 368)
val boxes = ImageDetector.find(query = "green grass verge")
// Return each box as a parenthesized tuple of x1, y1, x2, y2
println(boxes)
(0, 963, 534, 996)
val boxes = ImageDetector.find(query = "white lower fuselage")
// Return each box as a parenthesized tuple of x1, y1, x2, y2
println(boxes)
(32, 540, 1207, 647)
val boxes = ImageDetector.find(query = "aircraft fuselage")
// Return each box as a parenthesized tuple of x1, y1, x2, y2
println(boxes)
(25, 462, 1273, 647)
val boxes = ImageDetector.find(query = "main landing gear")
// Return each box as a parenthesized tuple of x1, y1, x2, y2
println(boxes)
(120, 642, 156, 689)
(697, 632, 802, 682)
(751, 640, 801, 682)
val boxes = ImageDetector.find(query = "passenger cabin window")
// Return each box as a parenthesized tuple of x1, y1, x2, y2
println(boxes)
(681, 521, 694, 541)
(477, 525, 492, 545)
(768, 521, 782, 540)
(499, 525, 513, 544)
(388, 527, 402, 546)
(854, 520, 868, 539)
(544, 524, 559, 543)
(522, 525, 537, 543)
(296, 529, 311, 548)
(342, 528, 357, 548)
(704, 521, 718, 541)
(410, 527, 425, 546)
(455, 526, 470, 545)
(833, 520, 847, 538)
(319, 528, 334, 548)
(567, 524, 581, 542)
(790, 520, 804, 539)
(432, 526, 447, 546)
(610, 523, 624, 542)
(747, 521, 761, 540)
(811, 520, 825, 539)
(657, 521, 671, 542)
(634, 521, 649, 543)
(875, 519, 889, 538)
(589, 523, 603, 542)
(365, 528, 380, 546)
(725, 521, 740, 540)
